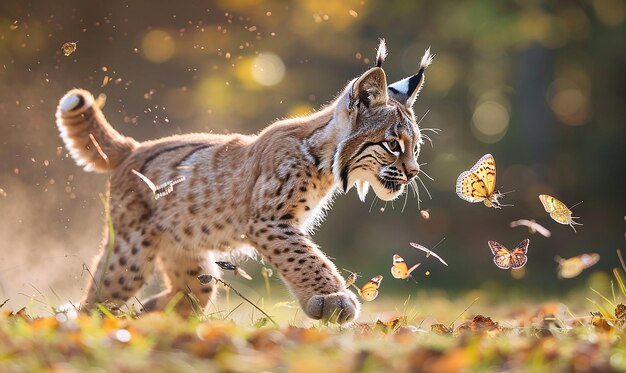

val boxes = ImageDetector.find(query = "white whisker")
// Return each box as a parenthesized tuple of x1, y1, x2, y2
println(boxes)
(368, 193, 378, 213)
(416, 175, 432, 200)
(401, 184, 410, 213)
(419, 169, 434, 181)
(421, 134, 434, 148)
(410, 179, 422, 210)
(416, 109, 430, 127)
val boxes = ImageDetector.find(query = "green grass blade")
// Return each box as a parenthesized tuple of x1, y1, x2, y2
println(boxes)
(96, 194, 116, 301)
(164, 292, 185, 315)
(613, 268, 626, 298)
(95, 303, 116, 319)
(590, 287, 616, 309)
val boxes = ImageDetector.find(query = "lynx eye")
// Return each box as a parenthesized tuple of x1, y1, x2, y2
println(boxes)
(383, 140, 401, 154)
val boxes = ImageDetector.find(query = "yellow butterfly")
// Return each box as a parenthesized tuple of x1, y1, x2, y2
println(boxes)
(391, 254, 421, 280)
(357, 275, 383, 302)
(488, 239, 529, 270)
(456, 154, 508, 208)
(556, 253, 599, 279)
(538, 194, 582, 232)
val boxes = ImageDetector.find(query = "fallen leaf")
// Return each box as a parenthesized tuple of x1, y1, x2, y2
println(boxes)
(457, 314, 500, 333)
(431, 323, 453, 335)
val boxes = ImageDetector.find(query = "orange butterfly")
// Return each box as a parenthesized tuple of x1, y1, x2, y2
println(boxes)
(357, 275, 383, 302)
(556, 253, 599, 279)
(456, 154, 508, 208)
(488, 239, 529, 270)
(391, 255, 421, 280)
(539, 194, 582, 232)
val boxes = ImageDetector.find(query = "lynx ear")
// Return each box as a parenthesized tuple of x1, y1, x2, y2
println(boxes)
(349, 67, 388, 110)
(388, 47, 434, 108)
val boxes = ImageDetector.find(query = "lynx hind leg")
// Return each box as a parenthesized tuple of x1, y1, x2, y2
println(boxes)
(81, 194, 161, 313)
(81, 230, 158, 312)
(141, 250, 219, 317)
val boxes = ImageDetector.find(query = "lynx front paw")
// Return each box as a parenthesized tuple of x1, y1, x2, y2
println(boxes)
(304, 291, 361, 323)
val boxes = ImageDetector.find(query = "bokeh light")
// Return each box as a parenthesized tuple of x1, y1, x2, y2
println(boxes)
(547, 77, 591, 126)
(142, 29, 176, 63)
(251, 53, 285, 86)
(471, 101, 510, 143)
(592, 0, 626, 26)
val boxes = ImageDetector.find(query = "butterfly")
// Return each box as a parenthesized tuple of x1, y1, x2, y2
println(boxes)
(62, 41, 77, 56)
(456, 154, 508, 208)
(538, 194, 582, 232)
(357, 275, 383, 302)
(555, 253, 599, 279)
(131, 169, 186, 200)
(488, 239, 530, 270)
(509, 219, 552, 238)
(391, 255, 421, 280)
(410, 238, 449, 266)
(343, 270, 359, 288)
(215, 261, 253, 280)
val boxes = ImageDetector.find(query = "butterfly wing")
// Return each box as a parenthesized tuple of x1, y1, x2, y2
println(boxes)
(406, 262, 421, 276)
(391, 255, 409, 279)
(359, 276, 382, 301)
(345, 273, 357, 288)
(235, 266, 253, 280)
(157, 176, 186, 191)
(471, 154, 497, 196)
(539, 194, 558, 213)
(456, 154, 497, 203)
(550, 210, 573, 225)
(515, 239, 530, 254)
(132, 169, 157, 191)
(215, 261, 237, 271)
(540, 194, 575, 225)
(509, 239, 529, 269)
(487, 241, 506, 256)
(580, 253, 600, 269)
(456, 171, 487, 203)
(557, 258, 584, 278)
(488, 241, 512, 269)
(359, 287, 379, 302)
(410, 242, 449, 266)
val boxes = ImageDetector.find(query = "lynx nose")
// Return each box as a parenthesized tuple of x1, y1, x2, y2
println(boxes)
(405, 166, 419, 182)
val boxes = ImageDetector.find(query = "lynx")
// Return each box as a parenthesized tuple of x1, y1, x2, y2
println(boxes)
(55, 41, 433, 323)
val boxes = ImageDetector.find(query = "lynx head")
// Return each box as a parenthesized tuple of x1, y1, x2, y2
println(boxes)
(333, 41, 434, 202)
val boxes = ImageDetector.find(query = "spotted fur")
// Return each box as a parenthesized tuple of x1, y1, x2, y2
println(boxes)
(55, 44, 433, 323)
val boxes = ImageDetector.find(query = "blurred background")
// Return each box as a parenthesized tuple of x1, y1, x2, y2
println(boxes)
(0, 0, 624, 313)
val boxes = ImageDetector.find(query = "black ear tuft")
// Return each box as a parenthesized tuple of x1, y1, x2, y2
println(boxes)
(387, 47, 434, 107)
(375, 39, 387, 68)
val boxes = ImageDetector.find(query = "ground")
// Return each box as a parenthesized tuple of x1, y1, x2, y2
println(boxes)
(1, 285, 624, 373)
